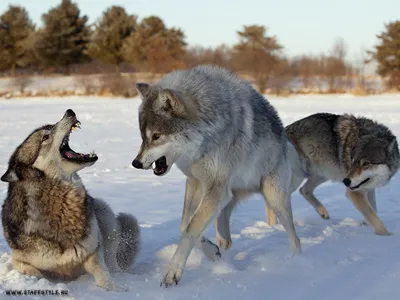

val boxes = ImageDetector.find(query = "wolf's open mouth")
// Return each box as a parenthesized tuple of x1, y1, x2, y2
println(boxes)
(152, 156, 168, 176)
(350, 177, 370, 190)
(59, 121, 98, 164)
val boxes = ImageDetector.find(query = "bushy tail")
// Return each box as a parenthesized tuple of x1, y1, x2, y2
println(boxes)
(116, 213, 140, 272)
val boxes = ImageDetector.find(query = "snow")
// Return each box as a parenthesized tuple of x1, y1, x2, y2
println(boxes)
(0, 94, 400, 299)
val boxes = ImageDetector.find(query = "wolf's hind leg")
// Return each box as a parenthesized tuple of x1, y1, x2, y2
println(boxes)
(266, 140, 307, 225)
(299, 176, 330, 219)
(261, 162, 302, 255)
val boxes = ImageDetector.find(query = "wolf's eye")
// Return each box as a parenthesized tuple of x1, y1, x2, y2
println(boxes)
(152, 133, 161, 141)
(362, 161, 371, 167)
(42, 134, 50, 141)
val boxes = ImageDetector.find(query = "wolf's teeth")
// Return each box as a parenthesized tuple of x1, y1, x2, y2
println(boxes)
(71, 121, 81, 131)
(152, 162, 156, 170)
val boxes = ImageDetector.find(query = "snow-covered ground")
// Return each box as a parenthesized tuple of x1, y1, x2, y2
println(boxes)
(0, 94, 400, 300)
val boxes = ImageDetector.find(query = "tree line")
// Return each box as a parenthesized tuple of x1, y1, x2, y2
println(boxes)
(0, 0, 399, 92)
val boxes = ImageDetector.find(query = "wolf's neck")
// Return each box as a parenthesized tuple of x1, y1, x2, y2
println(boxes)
(71, 172, 83, 187)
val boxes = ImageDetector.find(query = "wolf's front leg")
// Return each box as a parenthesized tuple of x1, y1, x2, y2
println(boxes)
(361, 189, 377, 226)
(180, 176, 221, 261)
(13, 259, 44, 278)
(346, 189, 390, 235)
(162, 180, 231, 287)
(180, 177, 201, 232)
(84, 247, 127, 292)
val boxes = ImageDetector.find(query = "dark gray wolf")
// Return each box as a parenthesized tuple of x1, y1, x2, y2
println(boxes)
(1, 109, 140, 291)
(267, 113, 399, 235)
(131, 65, 301, 287)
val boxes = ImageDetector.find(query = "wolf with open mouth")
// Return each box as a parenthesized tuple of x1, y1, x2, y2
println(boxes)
(1, 109, 140, 291)
(132, 65, 302, 287)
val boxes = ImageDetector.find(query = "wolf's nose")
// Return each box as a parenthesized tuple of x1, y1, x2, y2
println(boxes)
(343, 178, 351, 187)
(65, 109, 76, 118)
(132, 159, 143, 169)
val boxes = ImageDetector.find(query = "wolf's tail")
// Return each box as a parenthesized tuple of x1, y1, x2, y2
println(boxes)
(116, 213, 140, 272)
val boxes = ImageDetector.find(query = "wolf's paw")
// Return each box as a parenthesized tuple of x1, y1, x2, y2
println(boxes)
(98, 280, 127, 292)
(317, 207, 330, 220)
(199, 238, 221, 261)
(290, 236, 302, 256)
(375, 229, 392, 236)
(160, 262, 184, 288)
(216, 235, 232, 250)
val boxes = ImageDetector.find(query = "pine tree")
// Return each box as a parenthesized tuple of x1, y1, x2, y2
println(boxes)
(232, 25, 282, 92)
(0, 5, 35, 76)
(369, 20, 400, 91)
(122, 16, 186, 73)
(87, 6, 136, 73)
(34, 0, 90, 74)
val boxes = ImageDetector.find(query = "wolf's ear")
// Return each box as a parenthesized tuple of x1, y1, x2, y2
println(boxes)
(1, 168, 19, 183)
(156, 89, 197, 119)
(136, 82, 153, 100)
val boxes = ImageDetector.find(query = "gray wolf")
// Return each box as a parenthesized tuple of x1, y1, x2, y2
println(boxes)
(267, 113, 399, 235)
(131, 65, 302, 287)
(1, 109, 140, 291)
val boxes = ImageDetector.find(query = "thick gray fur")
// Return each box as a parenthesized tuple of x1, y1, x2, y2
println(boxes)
(283, 113, 399, 235)
(133, 65, 301, 287)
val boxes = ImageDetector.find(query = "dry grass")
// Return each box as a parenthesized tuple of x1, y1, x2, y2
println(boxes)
(98, 73, 137, 98)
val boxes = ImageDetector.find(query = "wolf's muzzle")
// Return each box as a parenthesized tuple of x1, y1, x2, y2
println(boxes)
(64, 109, 76, 118)
(132, 159, 143, 169)
(342, 178, 351, 187)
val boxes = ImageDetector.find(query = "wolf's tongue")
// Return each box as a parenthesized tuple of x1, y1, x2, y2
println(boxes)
(65, 151, 80, 158)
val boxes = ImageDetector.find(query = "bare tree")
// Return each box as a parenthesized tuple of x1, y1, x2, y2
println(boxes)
(356, 46, 368, 90)
(269, 57, 293, 95)
(293, 54, 319, 90)
(184, 45, 232, 69)
(324, 38, 348, 92)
